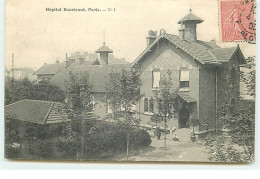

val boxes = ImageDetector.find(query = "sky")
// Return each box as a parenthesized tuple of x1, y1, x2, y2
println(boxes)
(5, 0, 256, 69)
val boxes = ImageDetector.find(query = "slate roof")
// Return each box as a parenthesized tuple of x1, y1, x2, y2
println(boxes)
(49, 64, 130, 92)
(33, 63, 65, 75)
(131, 33, 246, 67)
(5, 99, 68, 124)
(178, 12, 204, 24)
(96, 43, 113, 53)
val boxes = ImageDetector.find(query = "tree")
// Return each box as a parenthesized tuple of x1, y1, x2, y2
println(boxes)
(5, 78, 65, 105)
(106, 67, 142, 160)
(153, 71, 181, 149)
(64, 72, 93, 160)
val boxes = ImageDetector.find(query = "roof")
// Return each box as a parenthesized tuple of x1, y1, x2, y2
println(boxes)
(177, 92, 196, 103)
(209, 46, 246, 63)
(33, 63, 65, 75)
(5, 99, 68, 124)
(178, 12, 204, 24)
(49, 64, 130, 92)
(131, 33, 246, 67)
(96, 43, 113, 53)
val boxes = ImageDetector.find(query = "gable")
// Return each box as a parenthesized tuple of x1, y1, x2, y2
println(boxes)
(137, 38, 198, 72)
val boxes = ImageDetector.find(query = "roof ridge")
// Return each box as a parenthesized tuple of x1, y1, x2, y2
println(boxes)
(4, 99, 27, 107)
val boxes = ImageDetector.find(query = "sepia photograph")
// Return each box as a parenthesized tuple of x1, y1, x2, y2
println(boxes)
(4, 0, 256, 163)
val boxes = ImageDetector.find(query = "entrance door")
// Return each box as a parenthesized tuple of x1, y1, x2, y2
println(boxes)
(179, 107, 190, 128)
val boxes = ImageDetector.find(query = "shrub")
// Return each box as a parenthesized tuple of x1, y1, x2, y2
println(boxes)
(129, 128, 151, 149)
(84, 121, 151, 159)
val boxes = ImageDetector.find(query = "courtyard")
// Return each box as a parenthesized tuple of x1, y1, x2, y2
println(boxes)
(118, 129, 210, 162)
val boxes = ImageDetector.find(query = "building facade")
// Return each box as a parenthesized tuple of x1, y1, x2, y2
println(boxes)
(131, 10, 246, 134)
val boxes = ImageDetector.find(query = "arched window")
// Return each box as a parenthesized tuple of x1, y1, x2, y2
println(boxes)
(144, 98, 148, 112)
(152, 68, 160, 89)
(149, 98, 154, 113)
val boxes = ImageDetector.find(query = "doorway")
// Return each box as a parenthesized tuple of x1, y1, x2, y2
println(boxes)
(179, 106, 190, 128)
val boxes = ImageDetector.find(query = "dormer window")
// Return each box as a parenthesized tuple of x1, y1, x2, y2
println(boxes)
(152, 68, 160, 89)
(180, 69, 189, 89)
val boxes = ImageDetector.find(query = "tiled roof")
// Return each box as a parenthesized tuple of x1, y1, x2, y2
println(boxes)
(33, 63, 65, 75)
(5, 99, 68, 124)
(164, 34, 221, 64)
(96, 43, 113, 53)
(49, 64, 130, 92)
(131, 33, 246, 67)
(177, 92, 196, 103)
(178, 12, 203, 24)
(209, 47, 238, 62)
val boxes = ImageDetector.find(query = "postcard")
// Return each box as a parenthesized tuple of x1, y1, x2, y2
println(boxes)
(4, 0, 256, 163)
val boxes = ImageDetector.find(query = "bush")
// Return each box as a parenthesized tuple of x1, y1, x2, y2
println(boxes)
(129, 128, 152, 149)
(84, 121, 151, 159)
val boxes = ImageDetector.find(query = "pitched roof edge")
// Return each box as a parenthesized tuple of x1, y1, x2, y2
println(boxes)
(4, 99, 27, 107)
(43, 102, 55, 125)
(33, 64, 46, 75)
(231, 45, 246, 64)
(131, 35, 163, 67)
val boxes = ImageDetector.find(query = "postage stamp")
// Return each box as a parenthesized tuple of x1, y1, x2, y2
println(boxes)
(219, 0, 256, 43)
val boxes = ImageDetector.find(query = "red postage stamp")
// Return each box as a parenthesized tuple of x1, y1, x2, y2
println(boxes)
(219, 0, 256, 43)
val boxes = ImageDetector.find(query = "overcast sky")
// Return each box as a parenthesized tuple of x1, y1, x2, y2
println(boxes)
(5, 0, 256, 69)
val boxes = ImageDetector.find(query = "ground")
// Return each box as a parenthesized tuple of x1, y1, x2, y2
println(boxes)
(117, 129, 210, 162)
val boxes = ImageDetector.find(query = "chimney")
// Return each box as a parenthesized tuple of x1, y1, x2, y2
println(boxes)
(210, 39, 216, 44)
(77, 57, 84, 66)
(64, 60, 69, 68)
(146, 30, 157, 46)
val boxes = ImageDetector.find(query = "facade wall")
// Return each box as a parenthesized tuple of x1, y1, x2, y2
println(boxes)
(137, 38, 200, 129)
(199, 65, 217, 131)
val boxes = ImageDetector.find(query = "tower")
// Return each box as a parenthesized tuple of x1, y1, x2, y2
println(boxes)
(178, 9, 203, 41)
(95, 42, 113, 67)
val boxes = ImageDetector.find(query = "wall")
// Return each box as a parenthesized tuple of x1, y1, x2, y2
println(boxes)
(199, 65, 217, 130)
(137, 38, 200, 129)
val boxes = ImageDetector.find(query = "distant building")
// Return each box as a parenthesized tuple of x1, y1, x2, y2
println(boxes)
(33, 50, 128, 83)
(5, 67, 36, 82)
(49, 44, 130, 119)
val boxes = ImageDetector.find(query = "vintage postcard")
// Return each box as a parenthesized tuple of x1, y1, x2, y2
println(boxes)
(4, 0, 256, 163)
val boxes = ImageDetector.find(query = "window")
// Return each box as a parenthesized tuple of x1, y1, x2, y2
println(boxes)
(149, 98, 154, 113)
(152, 69, 160, 89)
(144, 98, 148, 112)
(180, 70, 189, 88)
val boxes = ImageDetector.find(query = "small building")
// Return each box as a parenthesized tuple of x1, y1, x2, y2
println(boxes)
(131, 10, 246, 135)
(5, 99, 70, 156)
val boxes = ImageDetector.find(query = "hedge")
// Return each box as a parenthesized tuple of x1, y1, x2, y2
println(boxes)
(5, 120, 151, 160)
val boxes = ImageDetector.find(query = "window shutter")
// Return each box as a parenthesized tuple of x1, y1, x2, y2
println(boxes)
(180, 70, 189, 81)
